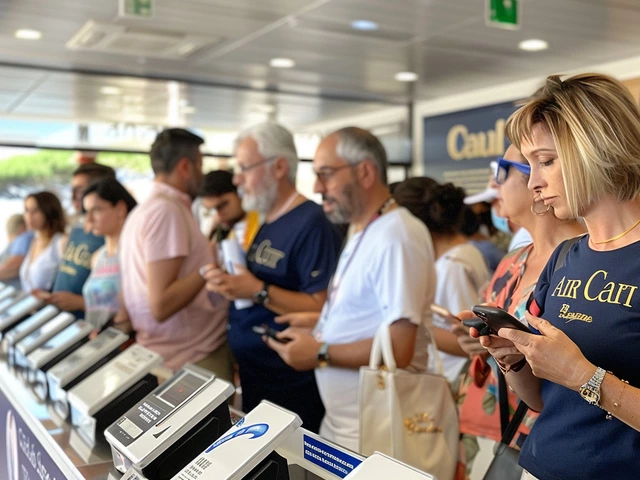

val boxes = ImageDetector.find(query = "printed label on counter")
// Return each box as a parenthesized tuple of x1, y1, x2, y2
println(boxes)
(303, 434, 362, 478)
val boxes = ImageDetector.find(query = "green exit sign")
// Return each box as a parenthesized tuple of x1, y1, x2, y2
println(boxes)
(119, 0, 154, 18)
(486, 0, 520, 30)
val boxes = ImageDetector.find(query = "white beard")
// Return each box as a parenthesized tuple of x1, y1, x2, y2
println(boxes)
(240, 174, 278, 215)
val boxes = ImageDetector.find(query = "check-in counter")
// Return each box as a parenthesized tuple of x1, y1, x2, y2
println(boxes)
(0, 310, 435, 480)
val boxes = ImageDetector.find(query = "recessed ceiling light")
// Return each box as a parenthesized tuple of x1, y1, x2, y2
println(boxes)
(394, 71, 418, 82)
(270, 58, 295, 68)
(518, 39, 549, 52)
(351, 20, 378, 31)
(253, 104, 276, 114)
(100, 86, 121, 95)
(15, 29, 42, 40)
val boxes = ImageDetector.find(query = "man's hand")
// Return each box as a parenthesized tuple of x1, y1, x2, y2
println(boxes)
(45, 291, 85, 312)
(203, 265, 263, 301)
(264, 328, 321, 371)
(274, 312, 321, 328)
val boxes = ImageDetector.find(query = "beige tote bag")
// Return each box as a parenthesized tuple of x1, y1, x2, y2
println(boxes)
(359, 324, 459, 480)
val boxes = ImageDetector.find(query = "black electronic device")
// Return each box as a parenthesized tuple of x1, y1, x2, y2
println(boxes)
(470, 305, 533, 335)
(252, 325, 290, 344)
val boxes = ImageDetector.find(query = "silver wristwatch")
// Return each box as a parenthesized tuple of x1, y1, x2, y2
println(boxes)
(579, 367, 606, 406)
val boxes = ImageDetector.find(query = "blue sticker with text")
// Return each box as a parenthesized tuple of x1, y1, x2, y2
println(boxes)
(303, 434, 362, 478)
(205, 423, 269, 452)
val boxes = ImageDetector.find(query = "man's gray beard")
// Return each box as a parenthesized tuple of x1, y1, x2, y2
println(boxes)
(325, 183, 361, 224)
(326, 206, 349, 224)
(241, 177, 279, 215)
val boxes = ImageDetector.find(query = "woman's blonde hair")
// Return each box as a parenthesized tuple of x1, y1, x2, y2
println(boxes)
(506, 73, 640, 218)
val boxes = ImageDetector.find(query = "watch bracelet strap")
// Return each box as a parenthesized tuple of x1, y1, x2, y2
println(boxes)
(581, 366, 607, 406)
(582, 366, 606, 391)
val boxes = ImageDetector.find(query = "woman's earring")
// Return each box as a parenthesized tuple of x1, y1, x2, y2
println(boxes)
(531, 200, 550, 216)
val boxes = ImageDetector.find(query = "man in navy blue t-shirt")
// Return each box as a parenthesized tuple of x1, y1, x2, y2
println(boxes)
(204, 122, 340, 432)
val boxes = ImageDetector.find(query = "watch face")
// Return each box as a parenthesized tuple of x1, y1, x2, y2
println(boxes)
(254, 290, 268, 305)
(580, 387, 599, 405)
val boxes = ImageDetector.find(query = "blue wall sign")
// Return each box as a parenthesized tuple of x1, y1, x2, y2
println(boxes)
(423, 101, 519, 187)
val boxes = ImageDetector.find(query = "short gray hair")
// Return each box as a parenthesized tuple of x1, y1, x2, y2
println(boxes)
(235, 122, 299, 183)
(334, 127, 388, 185)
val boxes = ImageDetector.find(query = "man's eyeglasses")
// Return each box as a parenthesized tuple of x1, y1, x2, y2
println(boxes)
(495, 157, 531, 184)
(234, 156, 278, 175)
(313, 164, 357, 186)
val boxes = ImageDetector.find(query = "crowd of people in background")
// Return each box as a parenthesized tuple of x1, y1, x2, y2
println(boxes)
(1, 71, 639, 480)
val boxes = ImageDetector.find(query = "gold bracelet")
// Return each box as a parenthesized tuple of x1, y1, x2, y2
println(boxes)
(606, 378, 629, 420)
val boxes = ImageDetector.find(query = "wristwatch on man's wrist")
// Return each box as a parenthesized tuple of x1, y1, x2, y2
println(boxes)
(317, 343, 330, 368)
(579, 366, 606, 406)
(253, 283, 270, 305)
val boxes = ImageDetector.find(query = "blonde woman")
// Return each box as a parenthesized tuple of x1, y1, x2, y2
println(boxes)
(478, 74, 640, 479)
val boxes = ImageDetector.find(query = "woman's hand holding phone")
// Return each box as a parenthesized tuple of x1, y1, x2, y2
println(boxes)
(466, 305, 527, 368)
(451, 322, 487, 357)
(432, 305, 486, 357)
(454, 307, 524, 366)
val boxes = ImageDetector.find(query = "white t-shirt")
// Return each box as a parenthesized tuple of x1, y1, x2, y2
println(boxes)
(314, 208, 436, 451)
(509, 227, 532, 252)
(433, 243, 491, 382)
(19, 233, 64, 293)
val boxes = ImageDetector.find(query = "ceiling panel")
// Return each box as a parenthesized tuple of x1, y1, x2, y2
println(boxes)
(2, 65, 396, 131)
(0, 0, 638, 130)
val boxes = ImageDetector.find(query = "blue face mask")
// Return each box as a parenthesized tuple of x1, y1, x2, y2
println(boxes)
(491, 207, 511, 234)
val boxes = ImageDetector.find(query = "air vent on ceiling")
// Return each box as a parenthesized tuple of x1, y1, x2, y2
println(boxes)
(66, 20, 220, 59)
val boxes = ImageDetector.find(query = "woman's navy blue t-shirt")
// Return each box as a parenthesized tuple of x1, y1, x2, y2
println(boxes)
(521, 235, 640, 480)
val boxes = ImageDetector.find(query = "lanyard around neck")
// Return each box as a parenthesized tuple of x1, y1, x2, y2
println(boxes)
(314, 197, 396, 339)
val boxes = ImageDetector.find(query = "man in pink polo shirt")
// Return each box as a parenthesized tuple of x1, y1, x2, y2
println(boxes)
(119, 128, 232, 380)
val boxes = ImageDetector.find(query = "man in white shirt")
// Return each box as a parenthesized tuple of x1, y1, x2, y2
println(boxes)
(266, 127, 437, 451)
